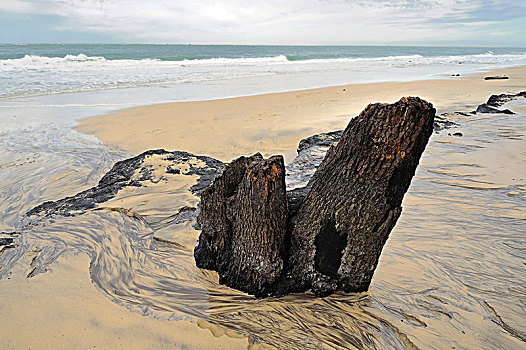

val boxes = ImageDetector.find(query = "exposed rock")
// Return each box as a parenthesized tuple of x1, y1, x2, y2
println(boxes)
(26, 150, 224, 222)
(0, 232, 18, 247)
(196, 97, 436, 297)
(474, 91, 526, 114)
(476, 104, 515, 114)
(297, 130, 344, 153)
(453, 132, 463, 137)
(434, 114, 459, 132)
(0, 237, 14, 246)
(484, 76, 509, 80)
(285, 131, 345, 215)
(286, 131, 343, 190)
(286, 187, 309, 218)
(195, 154, 288, 296)
(486, 91, 526, 107)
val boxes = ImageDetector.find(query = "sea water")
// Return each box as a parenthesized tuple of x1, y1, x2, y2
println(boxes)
(2, 44, 526, 102)
(2, 44, 525, 138)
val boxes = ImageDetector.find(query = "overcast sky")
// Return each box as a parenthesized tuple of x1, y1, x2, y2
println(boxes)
(1, 0, 525, 46)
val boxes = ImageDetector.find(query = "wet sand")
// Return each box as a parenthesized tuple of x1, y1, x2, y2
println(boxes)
(78, 66, 526, 162)
(74, 66, 526, 349)
(0, 253, 248, 350)
(1, 66, 525, 349)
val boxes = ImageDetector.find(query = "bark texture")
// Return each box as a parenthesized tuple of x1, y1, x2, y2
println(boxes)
(195, 97, 435, 297)
(195, 154, 288, 296)
(285, 96, 435, 296)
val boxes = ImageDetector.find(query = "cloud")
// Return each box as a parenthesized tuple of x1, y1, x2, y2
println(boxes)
(1, 0, 525, 44)
(0, 0, 37, 13)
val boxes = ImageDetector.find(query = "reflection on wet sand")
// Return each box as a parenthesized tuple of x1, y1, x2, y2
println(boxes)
(1, 98, 525, 349)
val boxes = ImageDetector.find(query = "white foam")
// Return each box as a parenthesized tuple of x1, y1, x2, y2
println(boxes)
(1, 52, 526, 100)
(0, 54, 289, 71)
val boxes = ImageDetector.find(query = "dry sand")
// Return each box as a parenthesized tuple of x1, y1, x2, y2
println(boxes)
(77, 66, 526, 163)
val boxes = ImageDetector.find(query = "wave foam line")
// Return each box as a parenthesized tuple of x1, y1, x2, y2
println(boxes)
(2, 52, 526, 68)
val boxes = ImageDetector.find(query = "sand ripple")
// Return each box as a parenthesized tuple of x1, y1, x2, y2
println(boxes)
(1, 99, 525, 349)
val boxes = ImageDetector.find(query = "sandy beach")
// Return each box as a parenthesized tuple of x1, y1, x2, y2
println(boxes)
(78, 65, 526, 162)
(2, 0, 526, 346)
(2, 63, 525, 350)
(73, 66, 526, 349)
(0, 252, 248, 350)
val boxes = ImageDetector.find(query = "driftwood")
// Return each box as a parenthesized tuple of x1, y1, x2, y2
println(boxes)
(195, 97, 436, 297)
(195, 154, 288, 295)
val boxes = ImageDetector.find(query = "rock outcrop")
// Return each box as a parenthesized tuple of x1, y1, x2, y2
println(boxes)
(474, 91, 526, 115)
(476, 104, 514, 114)
(195, 97, 436, 297)
(26, 150, 224, 221)
(486, 92, 526, 107)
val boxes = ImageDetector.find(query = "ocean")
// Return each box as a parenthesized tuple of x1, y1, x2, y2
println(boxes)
(2, 44, 526, 102)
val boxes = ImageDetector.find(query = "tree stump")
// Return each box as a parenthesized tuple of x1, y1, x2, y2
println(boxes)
(195, 154, 288, 296)
(195, 97, 435, 297)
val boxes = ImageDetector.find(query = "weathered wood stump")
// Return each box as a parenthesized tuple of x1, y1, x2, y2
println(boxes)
(195, 97, 435, 297)
(195, 154, 288, 296)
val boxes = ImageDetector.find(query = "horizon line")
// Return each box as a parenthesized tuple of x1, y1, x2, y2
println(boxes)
(1, 42, 525, 49)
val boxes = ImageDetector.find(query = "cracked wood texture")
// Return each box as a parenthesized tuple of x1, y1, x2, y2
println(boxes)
(285, 97, 435, 296)
(195, 154, 288, 296)
(195, 97, 435, 297)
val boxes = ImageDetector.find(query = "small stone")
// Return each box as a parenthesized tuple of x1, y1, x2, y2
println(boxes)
(484, 76, 509, 80)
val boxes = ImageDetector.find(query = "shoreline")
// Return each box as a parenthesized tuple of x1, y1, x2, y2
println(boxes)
(0, 62, 517, 104)
(76, 65, 526, 163)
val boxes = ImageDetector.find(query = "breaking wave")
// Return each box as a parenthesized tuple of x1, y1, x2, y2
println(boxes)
(1, 49, 526, 101)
